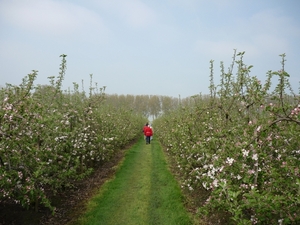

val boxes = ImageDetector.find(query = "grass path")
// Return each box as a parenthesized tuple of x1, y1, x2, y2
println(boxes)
(71, 137, 195, 225)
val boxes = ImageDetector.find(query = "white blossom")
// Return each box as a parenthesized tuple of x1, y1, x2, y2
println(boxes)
(256, 126, 261, 132)
(252, 153, 258, 161)
(212, 179, 219, 187)
(226, 157, 234, 165)
(242, 149, 249, 157)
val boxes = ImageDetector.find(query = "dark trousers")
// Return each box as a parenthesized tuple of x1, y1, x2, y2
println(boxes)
(146, 136, 151, 144)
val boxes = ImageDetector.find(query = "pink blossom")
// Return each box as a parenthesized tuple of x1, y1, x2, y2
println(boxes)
(281, 162, 287, 167)
(248, 169, 255, 174)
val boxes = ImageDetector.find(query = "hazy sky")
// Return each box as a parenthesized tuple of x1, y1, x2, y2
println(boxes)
(1, 0, 300, 98)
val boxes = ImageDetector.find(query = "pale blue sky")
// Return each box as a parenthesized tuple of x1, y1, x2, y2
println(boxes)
(1, 0, 300, 98)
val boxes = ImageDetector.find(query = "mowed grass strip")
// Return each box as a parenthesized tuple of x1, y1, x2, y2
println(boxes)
(70, 136, 193, 225)
(148, 140, 193, 225)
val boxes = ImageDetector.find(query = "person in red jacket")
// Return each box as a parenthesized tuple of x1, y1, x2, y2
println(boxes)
(144, 124, 153, 144)
(143, 123, 149, 140)
(143, 123, 148, 134)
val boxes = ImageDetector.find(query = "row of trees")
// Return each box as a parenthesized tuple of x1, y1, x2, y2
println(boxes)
(34, 87, 193, 121)
(0, 55, 145, 212)
(104, 93, 188, 120)
(154, 51, 300, 224)
(1, 53, 200, 213)
(103, 89, 213, 120)
(2, 51, 299, 225)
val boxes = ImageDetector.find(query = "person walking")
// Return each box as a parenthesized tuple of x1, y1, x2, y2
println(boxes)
(143, 123, 149, 140)
(144, 124, 153, 144)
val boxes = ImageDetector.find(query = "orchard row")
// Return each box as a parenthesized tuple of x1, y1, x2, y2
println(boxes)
(154, 52, 300, 224)
(0, 55, 145, 211)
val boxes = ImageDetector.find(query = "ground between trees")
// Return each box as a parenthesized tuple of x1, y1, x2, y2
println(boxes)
(71, 136, 194, 225)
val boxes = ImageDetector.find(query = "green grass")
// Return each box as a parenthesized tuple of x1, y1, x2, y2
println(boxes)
(148, 140, 192, 225)
(71, 136, 194, 225)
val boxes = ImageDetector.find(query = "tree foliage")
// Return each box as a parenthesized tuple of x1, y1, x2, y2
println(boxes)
(0, 55, 145, 212)
(154, 51, 300, 224)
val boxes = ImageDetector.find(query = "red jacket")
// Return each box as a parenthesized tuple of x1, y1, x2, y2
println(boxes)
(143, 125, 148, 134)
(144, 126, 153, 136)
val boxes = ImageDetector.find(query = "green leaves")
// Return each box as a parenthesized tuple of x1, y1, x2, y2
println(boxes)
(154, 52, 300, 224)
(0, 55, 146, 212)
